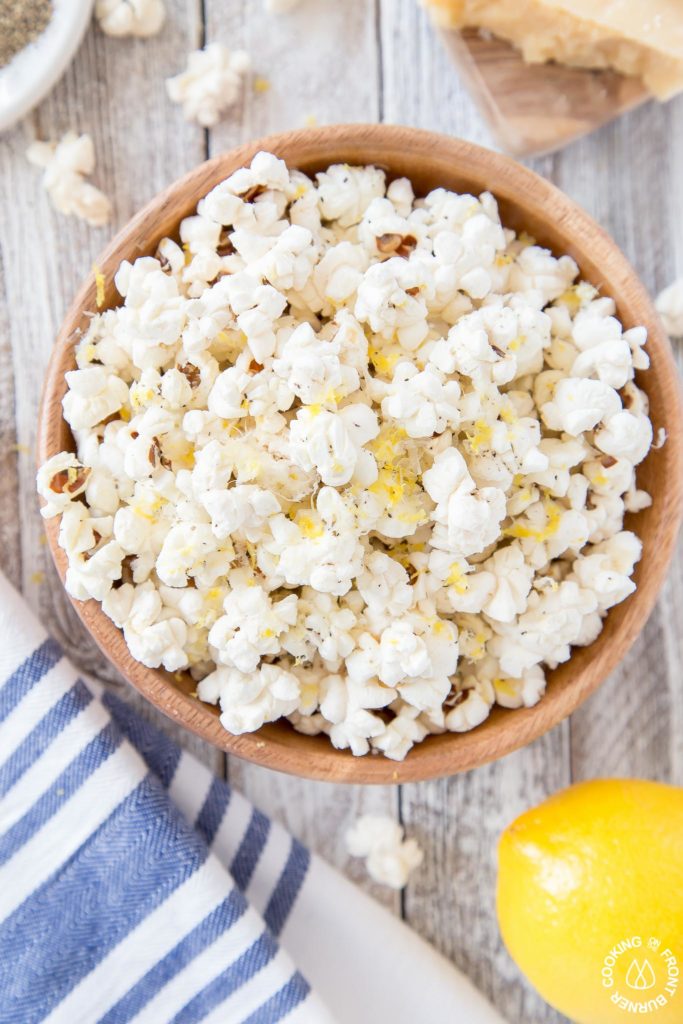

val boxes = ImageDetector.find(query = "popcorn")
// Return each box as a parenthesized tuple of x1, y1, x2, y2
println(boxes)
(303, 242, 368, 315)
(570, 308, 634, 388)
(355, 257, 431, 350)
(373, 703, 430, 760)
(37, 453, 92, 518)
(273, 322, 358, 405)
(65, 540, 124, 603)
(59, 503, 112, 556)
(445, 686, 493, 732)
(377, 620, 432, 686)
(220, 272, 287, 362)
(289, 404, 379, 486)
(492, 664, 546, 710)
(198, 662, 300, 734)
(283, 591, 357, 665)
(594, 410, 654, 465)
(156, 523, 231, 588)
(315, 673, 388, 755)
(439, 542, 533, 622)
(423, 449, 506, 557)
(27, 133, 111, 227)
(429, 302, 549, 385)
(209, 584, 298, 671)
(345, 815, 423, 889)
(380, 362, 461, 438)
(245, 225, 318, 292)
(202, 485, 279, 540)
(655, 277, 683, 337)
(356, 551, 413, 630)
(62, 367, 130, 432)
(39, 151, 656, 761)
(508, 245, 578, 306)
(570, 531, 642, 612)
(316, 164, 386, 227)
(540, 378, 621, 436)
(103, 582, 188, 670)
(166, 44, 250, 127)
(490, 581, 601, 677)
(96, 0, 165, 37)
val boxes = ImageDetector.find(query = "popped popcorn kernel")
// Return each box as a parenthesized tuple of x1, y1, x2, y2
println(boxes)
(27, 133, 111, 227)
(96, 0, 165, 37)
(655, 276, 683, 337)
(167, 44, 250, 127)
(345, 814, 423, 889)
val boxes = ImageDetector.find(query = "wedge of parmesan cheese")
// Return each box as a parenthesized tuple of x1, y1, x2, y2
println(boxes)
(424, 0, 683, 99)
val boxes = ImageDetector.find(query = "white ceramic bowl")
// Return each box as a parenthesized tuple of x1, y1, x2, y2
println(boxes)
(0, 0, 94, 133)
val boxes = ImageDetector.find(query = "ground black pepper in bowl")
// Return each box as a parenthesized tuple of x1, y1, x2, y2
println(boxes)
(0, 0, 53, 69)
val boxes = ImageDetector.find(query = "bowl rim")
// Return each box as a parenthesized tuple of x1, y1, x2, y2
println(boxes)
(37, 123, 683, 784)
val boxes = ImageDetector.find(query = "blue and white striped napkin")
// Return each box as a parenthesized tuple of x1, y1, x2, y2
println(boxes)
(0, 572, 506, 1024)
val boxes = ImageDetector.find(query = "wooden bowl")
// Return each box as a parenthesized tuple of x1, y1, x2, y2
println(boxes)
(38, 125, 683, 784)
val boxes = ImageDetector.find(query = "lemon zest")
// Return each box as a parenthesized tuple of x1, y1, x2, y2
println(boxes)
(466, 419, 493, 453)
(369, 467, 406, 506)
(504, 500, 562, 542)
(297, 514, 324, 539)
(93, 264, 105, 308)
(368, 345, 401, 376)
(494, 677, 518, 699)
(446, 561, 469, 595)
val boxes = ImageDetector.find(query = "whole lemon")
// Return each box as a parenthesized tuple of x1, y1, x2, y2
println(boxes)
(497, 779, 683, 1024)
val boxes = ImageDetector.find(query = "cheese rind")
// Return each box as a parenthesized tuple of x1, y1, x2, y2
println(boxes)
(425, 0, 683, 99)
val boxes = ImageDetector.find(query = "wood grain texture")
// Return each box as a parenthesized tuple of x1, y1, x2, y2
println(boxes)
(550, 99, 683, 789)
(401, 728, 571, 1023)
(0, 246, 22, 593)
(1, 2, 683, 1021)
(0, 0, 223, 772)
(436, 26, 649, 158)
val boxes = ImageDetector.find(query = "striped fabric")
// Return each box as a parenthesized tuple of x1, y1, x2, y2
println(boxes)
(0, 574, 506, 1024)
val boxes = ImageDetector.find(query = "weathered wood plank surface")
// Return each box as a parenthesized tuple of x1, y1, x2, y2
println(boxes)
(1, 0, 682, 1020)
(0, 0, 223, 770)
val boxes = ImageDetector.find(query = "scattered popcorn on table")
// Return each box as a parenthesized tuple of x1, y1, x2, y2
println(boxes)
(655, 277, 683, 338)
(345, 815, 423, 889)
(95, 0, 166, 37)
(38, 151, 658, 759)
(26, 133, 111, 227)
(166, 44, 250, 127)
